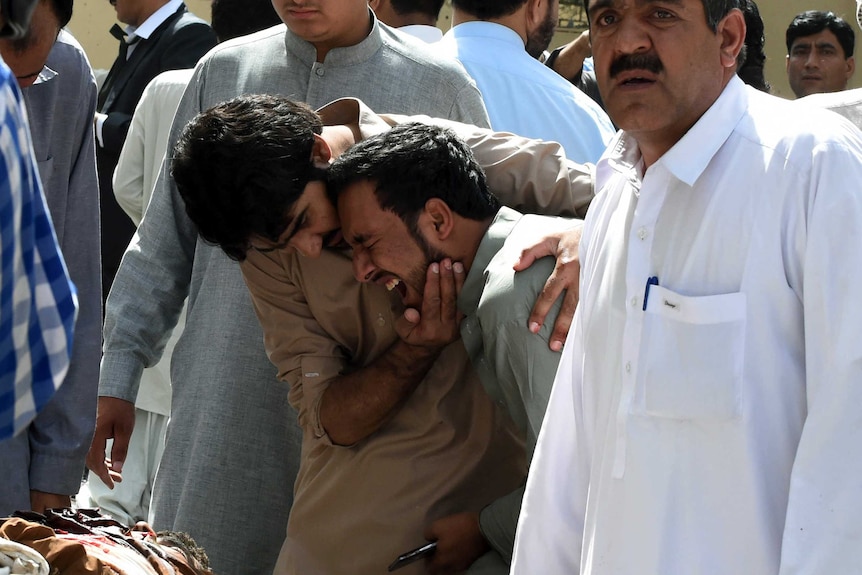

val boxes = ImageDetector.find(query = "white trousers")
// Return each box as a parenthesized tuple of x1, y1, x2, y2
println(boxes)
(82, 408, 168, 525)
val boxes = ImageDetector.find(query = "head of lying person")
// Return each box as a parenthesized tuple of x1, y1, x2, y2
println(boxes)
(0, 508, 214, 575)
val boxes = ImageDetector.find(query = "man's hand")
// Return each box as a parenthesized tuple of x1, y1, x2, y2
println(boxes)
(424, 512, 489, 574)
(85, 397, 135, 489)
(549, 29, 592, 81)
(396, 259, 465, 348)
(513, 225, 583, 352)
(30, 491, 71, 513)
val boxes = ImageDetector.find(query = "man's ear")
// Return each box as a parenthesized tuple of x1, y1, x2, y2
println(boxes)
(424, 198, 455, 240)
(311, 133, 333, 165)
(845, 56, 856, 81)
(368, 0, 381, 12)
(525, 0, 545, 36)
(717, 8, 746, 71)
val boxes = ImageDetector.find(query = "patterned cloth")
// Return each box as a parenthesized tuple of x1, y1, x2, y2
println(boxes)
(0, 60, 77, 439)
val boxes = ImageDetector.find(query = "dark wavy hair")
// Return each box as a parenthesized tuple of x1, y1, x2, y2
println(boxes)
(172, 94, 323, 261)
(327, 123, 499, 236)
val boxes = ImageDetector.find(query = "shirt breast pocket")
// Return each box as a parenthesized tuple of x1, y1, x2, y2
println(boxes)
(634, 285, 746, 421)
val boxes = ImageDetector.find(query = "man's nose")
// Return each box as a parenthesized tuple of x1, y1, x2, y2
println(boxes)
(352, 248, 375, 283)
(613, 15, 652, 55)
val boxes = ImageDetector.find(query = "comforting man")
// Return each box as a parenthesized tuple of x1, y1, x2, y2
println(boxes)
(169, 93, 591, 574)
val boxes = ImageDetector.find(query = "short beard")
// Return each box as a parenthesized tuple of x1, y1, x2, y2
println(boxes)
(407, 226, 449, 294)
(411, 228, 448, 268)
(525, 3, 556, 59)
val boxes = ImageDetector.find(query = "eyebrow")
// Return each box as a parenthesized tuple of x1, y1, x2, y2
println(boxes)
(814, 41, 839, 50)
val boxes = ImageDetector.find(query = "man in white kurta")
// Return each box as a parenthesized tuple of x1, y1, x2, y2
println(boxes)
(511, 2, 862, 574)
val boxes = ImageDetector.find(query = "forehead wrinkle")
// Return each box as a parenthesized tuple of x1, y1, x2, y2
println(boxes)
(591, 0, 685, 10)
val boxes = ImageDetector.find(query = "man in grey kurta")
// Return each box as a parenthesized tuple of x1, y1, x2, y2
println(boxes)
(86, 4, 488, 574)
(330, 124, 577, 573)
(0, 17, 101, 513)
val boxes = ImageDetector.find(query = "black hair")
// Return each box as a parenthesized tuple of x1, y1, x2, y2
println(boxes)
(452, 0, 526, 20)
(8, 0, 67, 52)
(328, 123, 499, 235)
(737, 0, 770, 92)
(210, 0, 281, 43)
(786, 10, 855, 59)
(172, 94, 323, 261)
(46, 0, 70, 28)
(390, 0, 444, 20)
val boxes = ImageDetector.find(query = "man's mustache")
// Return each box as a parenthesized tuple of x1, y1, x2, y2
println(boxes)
(610, 54, 664, 78)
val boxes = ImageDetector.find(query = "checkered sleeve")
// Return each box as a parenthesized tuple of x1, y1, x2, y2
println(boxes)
(0, 61, 77, 439)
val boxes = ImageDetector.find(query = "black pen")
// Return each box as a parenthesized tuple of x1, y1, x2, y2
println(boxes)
(643, 276, 659, 311)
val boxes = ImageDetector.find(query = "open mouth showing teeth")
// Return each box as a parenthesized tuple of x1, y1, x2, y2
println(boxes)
(383, 277, 408, 299)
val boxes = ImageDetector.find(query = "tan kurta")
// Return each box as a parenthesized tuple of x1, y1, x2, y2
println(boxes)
(241, 99, 594, 575)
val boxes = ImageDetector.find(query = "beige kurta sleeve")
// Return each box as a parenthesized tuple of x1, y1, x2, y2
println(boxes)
(381, 113, 595, 218)
(240, 248, 348, 445)
(240, 246, 398, 446)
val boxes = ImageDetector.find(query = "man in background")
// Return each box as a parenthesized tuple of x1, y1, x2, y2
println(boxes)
(82, 0, 281, 526)
(0, 0, 99, 515)
(786, 10, 855, 98)
(0, 0, 77, 444)
(96, 0, 216, 302)
(369, 0, 444, 42)
(798, 0, 862, 129)
(441, 0, 615, 167)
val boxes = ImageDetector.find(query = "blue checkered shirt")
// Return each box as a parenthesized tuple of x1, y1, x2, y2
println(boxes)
(0, 60, 77, 439)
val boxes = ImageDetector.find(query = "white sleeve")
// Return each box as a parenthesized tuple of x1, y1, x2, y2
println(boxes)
(111, 81, 152, 226)
(778, 129, 862, 574)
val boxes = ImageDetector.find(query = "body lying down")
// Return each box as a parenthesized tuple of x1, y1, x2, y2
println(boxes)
(0, 508, 213, 575)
